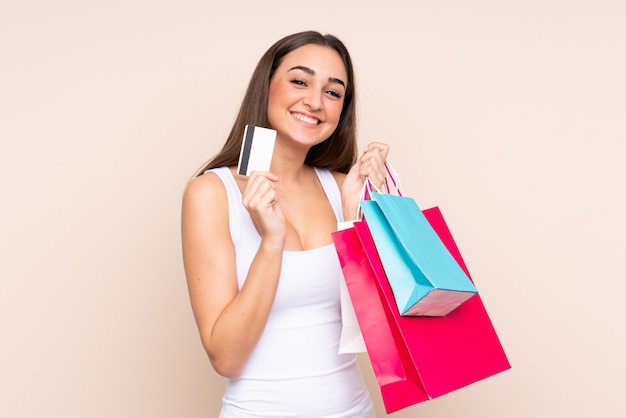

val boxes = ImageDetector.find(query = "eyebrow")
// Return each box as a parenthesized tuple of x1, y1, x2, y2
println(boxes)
(288, 65, 346, 88)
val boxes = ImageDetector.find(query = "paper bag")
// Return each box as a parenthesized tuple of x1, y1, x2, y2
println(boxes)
(361, 194, 477, 316)
(332, 207, 511, 413)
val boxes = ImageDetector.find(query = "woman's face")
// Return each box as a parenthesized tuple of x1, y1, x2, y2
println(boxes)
(267, 43, 347, 149)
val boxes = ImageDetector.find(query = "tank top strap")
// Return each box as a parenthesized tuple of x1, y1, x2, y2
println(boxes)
(313, 167, 344, 223)
(206, 166, 343, 238)
(204, 166, 244, 243)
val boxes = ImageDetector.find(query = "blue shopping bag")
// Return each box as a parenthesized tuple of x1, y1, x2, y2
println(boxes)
(360, 193, 478, 316)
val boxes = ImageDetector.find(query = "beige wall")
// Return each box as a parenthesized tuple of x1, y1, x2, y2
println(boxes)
(2, 0, 625, 417)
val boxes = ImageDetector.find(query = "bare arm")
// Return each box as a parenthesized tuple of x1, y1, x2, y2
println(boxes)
(181, 171, 285, 378)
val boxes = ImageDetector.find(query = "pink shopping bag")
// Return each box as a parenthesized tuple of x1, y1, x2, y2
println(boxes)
(333, 226, 429, 410)
(332, 206, 511, 413)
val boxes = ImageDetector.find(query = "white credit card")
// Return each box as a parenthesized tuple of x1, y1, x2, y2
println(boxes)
(237, 125, 277, 176)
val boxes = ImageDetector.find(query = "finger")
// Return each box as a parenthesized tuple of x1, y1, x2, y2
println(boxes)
(361, 149, 385, 165)
(246, 171, 280, 192)
(244, 171, 279, 198)
(245, 181, 277, 211)
(359, 150, 385, 175)
(243, 173, 277, 209)
(359, 147, 386, 169)
(248, 170, 280, 182)
(242, 174, 265, 206)
(363, 142, 390, 160)
(359, 153, 387, 190)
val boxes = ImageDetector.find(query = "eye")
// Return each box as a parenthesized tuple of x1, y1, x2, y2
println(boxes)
(290, 78, 307, 86)
(326, 90, 342, 99)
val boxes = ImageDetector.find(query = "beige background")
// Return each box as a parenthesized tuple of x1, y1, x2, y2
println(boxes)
(1, 0, 625, 417)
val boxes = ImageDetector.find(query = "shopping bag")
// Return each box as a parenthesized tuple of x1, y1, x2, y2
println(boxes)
(361, 193, 478, 316)
(337, 219, 368, 354)
(333, 226, 430, 410)
(333, 207, 511, 413)
(338, 259, 366, 354)
(337, 181, 376, 354)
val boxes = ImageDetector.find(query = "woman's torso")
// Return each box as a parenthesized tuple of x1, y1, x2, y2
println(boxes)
(208, 166, 374, 418)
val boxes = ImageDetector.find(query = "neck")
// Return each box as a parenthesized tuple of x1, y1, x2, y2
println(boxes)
(269, 142, 312, 183)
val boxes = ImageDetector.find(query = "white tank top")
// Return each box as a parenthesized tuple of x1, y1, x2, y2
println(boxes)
(207, 167, 374, 418)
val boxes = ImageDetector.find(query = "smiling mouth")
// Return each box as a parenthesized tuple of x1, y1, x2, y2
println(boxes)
(292, 112, 320, 125)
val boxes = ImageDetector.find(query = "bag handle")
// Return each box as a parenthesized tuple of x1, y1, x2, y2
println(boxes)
(355, 161, 404, 220)
(381, 161, 404, 197)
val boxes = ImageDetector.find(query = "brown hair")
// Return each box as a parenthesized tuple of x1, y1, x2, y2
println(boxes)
(194, 30, 358, 177)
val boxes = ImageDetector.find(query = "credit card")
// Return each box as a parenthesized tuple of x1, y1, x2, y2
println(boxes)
(237, 125, 277, 176)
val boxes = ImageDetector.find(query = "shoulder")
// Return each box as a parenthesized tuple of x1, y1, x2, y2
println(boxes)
(181, 169, 235, 225)
(181, 169, 236, 252)
(183, 170, 226, 204)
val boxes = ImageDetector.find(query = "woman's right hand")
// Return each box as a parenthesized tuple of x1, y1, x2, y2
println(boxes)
(242, 171, 286, 250)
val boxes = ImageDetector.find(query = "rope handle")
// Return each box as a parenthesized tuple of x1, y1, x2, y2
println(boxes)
(355, 161, 404, 220)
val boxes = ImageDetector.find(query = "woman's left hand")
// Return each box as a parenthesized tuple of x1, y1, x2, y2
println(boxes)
(341, 141, 389, 220)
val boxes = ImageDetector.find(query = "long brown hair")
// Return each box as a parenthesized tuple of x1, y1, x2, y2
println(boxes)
(194, 31, 358, 177)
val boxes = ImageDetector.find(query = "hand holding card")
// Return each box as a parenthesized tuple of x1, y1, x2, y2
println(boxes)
(237, 125, 277, 176)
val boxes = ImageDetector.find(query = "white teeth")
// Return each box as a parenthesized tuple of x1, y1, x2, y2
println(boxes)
(293, 113, 319, 125)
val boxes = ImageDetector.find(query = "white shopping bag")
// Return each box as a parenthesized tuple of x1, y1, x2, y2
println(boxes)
(337, 219, 366, 354)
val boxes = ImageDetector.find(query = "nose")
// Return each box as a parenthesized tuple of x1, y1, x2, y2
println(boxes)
(303, 88, 323, 111)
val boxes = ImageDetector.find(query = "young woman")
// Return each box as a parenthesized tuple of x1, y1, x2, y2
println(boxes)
(181, 30, 389, 417)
